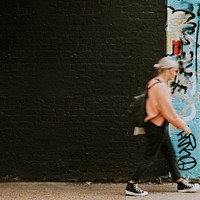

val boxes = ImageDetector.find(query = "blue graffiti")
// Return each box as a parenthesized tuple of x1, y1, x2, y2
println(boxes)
(167, 0, 200, 179)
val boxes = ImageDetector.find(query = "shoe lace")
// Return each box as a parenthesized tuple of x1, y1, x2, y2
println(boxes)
(182, 180, 193, 188)
(133, 184, 144, 193)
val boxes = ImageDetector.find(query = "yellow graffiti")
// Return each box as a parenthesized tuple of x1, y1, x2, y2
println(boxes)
(166, 8, 194, 54)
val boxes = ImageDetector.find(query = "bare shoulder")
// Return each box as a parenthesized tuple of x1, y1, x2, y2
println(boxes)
(151, 82, 169, 94)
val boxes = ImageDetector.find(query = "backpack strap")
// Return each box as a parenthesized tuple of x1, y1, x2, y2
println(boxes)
(147, 78, 162, 90)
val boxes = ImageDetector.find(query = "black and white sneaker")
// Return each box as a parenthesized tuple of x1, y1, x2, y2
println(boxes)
(177, 180, 200, 193)
(125, 183, 148, 196)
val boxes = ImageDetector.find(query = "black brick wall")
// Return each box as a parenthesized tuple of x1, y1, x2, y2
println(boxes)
(0, 0, 167, 182)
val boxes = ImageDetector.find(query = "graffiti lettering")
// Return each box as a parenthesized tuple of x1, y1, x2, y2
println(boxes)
(176, 131, 197, 170)
(177, 157, 197, 171)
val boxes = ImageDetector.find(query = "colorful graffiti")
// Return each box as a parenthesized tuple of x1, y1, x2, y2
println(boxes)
(166, 0, 200, 178)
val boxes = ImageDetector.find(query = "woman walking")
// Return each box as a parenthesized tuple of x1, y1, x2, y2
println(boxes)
(125, 57, 200, 196)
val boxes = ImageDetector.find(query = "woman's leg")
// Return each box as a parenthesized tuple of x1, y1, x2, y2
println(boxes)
(160, 126, 182, 181)
(131, 121, 167, 182)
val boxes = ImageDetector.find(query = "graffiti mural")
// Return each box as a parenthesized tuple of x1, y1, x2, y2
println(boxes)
(166, 0, 200, 178)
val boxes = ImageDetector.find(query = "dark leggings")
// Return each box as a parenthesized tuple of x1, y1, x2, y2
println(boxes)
(131, 120, 182, 182)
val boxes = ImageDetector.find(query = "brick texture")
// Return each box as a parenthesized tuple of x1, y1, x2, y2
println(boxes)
(0, 0, 167, 182)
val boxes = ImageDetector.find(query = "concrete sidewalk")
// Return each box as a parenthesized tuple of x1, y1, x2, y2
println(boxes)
(0, 182, 199, 200)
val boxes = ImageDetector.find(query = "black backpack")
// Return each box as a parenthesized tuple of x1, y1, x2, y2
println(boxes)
(129, 79, 161, 127)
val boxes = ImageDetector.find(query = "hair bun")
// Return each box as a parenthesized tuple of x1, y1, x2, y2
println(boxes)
(153, 64, 160, 69)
